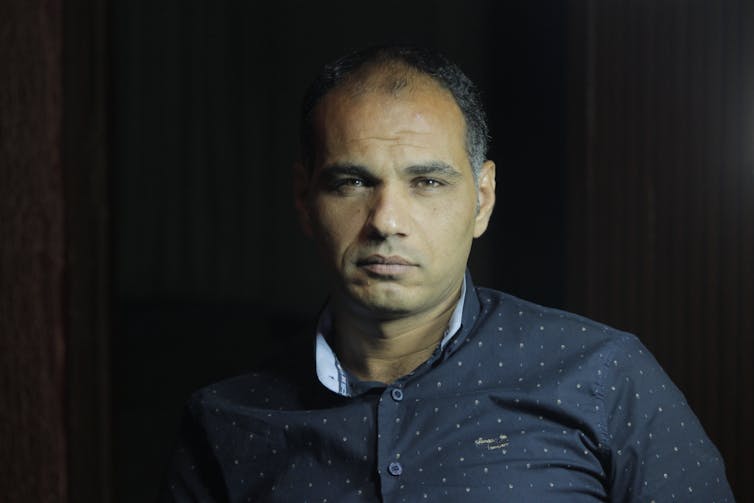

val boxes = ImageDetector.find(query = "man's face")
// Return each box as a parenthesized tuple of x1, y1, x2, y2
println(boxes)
(296, 74, 495, 320)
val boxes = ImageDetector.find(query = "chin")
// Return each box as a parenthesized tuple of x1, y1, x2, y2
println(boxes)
(360, 302, 414, 320)
(348, 286, 416, 318)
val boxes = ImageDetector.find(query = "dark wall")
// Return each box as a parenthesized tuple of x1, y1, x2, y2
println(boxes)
(110, 0, 567, 308)
(4, 1, 749, 501)
(107, 0, 752, 502)
(110, 2, 568, 501)
(566, 1, 753, 500)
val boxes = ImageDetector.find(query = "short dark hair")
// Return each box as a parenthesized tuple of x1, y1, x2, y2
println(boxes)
(300, 45, 489, 180)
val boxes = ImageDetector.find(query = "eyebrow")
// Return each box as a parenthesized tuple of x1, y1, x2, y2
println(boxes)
(320, 164, 373, 178)
(320, 161, 462, 180)
(404, 161, 463, 179)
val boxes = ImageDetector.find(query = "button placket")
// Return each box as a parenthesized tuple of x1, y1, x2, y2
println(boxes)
(377, 386, 407, 496)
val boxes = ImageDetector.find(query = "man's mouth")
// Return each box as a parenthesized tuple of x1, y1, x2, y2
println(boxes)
(356, 255, 417, 276)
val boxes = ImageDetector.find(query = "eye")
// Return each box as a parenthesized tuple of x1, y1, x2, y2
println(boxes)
(330, 177, 369, 194)
(413, 178, 445, 189)
(341, 178, 366, 187)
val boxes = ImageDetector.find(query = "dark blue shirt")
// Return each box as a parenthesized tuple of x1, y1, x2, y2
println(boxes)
(162, 275, 733, 502)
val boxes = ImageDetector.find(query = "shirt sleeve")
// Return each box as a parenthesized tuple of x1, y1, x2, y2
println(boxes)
(601, 333, 734, 502)
(158, 403, 228, 503)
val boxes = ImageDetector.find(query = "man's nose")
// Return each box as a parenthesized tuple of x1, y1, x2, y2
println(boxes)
(365, 183, 409, 239)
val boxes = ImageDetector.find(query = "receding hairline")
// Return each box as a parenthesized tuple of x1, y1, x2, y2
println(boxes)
(322, 60, 456, 108)
(300, 48, 488, 184)
(308, 64, 470, 171)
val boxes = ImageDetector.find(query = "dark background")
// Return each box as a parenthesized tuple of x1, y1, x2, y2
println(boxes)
(1, 1, 752, 502)
(110, 3, 569, 498)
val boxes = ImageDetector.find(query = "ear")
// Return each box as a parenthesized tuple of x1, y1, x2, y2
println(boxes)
(293, 160, 313, 237)
(473, 160, 496, 238)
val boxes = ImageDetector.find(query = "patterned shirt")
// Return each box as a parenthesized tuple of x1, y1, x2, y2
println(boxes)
(162, 273, 733, 502)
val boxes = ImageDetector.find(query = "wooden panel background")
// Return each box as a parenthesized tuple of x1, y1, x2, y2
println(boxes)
(0, 1, 110, 501)
(566, 1, 753, 500)
(0, 1, 67, 501)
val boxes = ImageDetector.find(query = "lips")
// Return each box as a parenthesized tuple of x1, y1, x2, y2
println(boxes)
(356, 255, 417, 276)
(358, 255, 414, 266)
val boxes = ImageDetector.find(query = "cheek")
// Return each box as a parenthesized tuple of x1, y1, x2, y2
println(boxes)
(313, 201, 364, 253)
(422, 204, 476, 259)
(426, 200, 476, 236)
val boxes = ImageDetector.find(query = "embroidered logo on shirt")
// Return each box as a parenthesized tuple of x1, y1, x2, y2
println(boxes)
(475, 434, 509, 451)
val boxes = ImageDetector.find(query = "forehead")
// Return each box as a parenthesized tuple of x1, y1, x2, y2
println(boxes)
(311, 71, 468, 163)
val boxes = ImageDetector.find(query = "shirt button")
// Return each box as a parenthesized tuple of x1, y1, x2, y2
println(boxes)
(391, 388, 404, 401)
(388, 461, 403, 476)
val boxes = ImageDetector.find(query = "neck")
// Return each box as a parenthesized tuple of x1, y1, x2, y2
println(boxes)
(332, 284, 462, 384)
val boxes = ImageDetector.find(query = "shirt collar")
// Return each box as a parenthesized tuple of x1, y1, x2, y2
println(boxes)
(315, 274, 471, 397)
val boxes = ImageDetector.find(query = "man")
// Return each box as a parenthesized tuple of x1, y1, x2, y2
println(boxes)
(162, 45, 733, 501)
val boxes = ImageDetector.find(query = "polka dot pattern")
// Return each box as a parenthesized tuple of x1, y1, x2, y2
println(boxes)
(161, 274, 733, 502)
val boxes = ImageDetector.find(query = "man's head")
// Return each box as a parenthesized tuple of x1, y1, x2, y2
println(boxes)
(295, 45, 495, 321)
(300, 45, 490, 182)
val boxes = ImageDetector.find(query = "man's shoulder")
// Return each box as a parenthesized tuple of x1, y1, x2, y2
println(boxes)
(471, 285, 642, 352)
(475, 285, 626, 333)
(184, 342, 341, 414)
(470, 285, 675, 399)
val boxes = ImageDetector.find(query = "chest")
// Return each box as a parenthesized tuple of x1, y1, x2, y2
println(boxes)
(214, 384, 609, 502)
